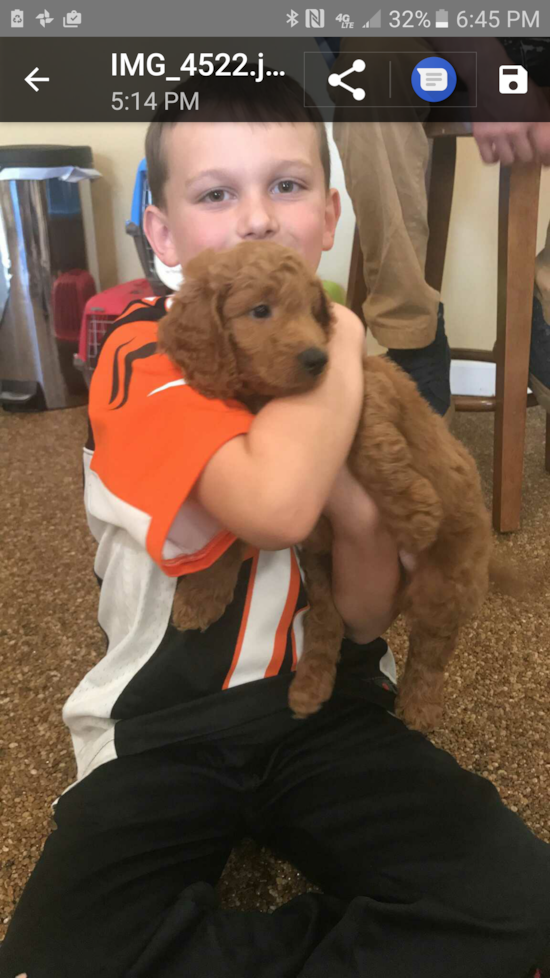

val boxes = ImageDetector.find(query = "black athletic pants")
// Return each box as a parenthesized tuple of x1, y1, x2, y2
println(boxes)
(1, 691, 549, 978)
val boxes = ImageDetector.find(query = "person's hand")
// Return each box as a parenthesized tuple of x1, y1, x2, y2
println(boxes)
(442, 38, 550, 166)
(472, 120, 550, 166)
(471, 48, 550, 166)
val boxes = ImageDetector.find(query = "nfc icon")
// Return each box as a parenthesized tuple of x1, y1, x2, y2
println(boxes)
(305, 8, 325, 27)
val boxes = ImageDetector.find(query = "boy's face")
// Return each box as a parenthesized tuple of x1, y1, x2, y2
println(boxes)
(143, 121, 341, 274)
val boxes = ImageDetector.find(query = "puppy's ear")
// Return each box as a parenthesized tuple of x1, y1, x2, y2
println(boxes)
(185, 248, 247, 301)
(157, 253, 240, 400)
(311, 280, 336, 336)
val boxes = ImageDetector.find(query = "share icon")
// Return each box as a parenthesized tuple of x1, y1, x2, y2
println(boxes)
(328, 59, 366, 100)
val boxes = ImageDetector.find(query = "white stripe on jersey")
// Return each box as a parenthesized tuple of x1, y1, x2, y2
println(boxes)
(148, 378, 187, 396)
(379, 647, 398, 685)
(291, 606, 307, 664)
(226, 549, 296, 688)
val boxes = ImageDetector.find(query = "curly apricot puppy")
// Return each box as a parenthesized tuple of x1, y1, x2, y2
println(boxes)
(158, 240, 493, 734)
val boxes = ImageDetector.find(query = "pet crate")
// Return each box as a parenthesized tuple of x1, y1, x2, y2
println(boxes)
(73, 278, 153, 388)
(125, 158, 169, 295)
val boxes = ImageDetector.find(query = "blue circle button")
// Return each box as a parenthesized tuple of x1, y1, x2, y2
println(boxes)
(411, 57, 457, 102)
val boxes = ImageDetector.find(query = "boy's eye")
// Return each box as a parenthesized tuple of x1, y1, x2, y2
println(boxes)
(274, 180, 301, 194)
(200, 182, 303, 204)
(249, 304, 272, 320)
(201, 189, 229, 203)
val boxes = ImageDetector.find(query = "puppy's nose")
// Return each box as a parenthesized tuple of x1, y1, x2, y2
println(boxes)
(297, 347, 328, 377)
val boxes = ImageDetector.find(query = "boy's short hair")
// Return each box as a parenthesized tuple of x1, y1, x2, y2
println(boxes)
(145, 65, 331, 212)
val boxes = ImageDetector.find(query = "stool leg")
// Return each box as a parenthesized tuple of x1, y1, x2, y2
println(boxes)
(425, 136, 457, 294)
(493, 162, 541, 532)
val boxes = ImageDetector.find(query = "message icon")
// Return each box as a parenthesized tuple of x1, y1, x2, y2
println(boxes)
(411, 56, 457, 102)
(417, 67, 448, 91)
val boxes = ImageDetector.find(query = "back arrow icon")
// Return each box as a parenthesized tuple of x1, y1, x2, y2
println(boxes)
(25, 67, 50, 91)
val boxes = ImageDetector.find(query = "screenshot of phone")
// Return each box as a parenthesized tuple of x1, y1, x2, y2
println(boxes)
(0, 3, 549, 976)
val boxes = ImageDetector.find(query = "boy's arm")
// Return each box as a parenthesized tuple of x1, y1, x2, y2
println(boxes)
(323, 464, 403, 644)
(192, 306, 366, 551)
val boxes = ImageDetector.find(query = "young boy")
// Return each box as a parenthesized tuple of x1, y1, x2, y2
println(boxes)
(2, 72, 549, 978)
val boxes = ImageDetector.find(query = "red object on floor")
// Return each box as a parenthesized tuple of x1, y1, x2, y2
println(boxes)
(78, 278, 154, 369)
(52, 269, 97, 341)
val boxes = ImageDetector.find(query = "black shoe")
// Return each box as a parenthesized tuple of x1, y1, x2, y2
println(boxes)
(529, 294, 550, 413)
(386, 303, 451, 417)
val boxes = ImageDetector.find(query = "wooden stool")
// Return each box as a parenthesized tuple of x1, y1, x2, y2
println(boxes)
(347, 126, 550, 533)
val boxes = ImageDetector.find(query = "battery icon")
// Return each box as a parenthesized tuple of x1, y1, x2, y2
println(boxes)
(435, 8, 449, 27)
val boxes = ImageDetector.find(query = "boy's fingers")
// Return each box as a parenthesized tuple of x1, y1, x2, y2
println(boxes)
(399, 551, 417, 574)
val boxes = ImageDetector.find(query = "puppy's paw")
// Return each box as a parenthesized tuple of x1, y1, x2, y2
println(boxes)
(395, 688, 444, 734)
(288, 658, 337, 719)
(171, 592, 231, 632)
(289, 689, 324, 721)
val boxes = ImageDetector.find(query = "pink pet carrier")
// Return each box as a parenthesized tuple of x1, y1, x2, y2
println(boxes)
(74, 278, 154, 388)
(52, 269, 97, 342)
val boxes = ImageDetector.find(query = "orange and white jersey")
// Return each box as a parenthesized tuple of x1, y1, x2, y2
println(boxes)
(63, 296, 312, 783)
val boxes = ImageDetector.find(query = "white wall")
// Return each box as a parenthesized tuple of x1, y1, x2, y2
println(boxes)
(1, 120, 549, 355)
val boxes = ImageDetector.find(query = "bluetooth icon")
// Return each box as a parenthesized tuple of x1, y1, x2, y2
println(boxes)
(286, 9, 299, 26)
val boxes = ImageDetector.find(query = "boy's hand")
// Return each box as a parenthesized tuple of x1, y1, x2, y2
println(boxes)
(324, 465, 403, 643)
(399, 550, 418, 575)
(324, 466, 418, 574)
(329, 303, 367, 359)
(323, 462, 378, 534)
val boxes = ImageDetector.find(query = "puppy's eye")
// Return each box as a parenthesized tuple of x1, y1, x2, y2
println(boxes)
(249, 304, 272, 320)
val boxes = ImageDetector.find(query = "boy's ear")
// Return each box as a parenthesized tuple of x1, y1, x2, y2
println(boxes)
(142, 205, 180, 269)
(322, 188, 341, 253)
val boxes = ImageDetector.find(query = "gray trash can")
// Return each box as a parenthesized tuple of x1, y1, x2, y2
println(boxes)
(0, 145, 101, 411)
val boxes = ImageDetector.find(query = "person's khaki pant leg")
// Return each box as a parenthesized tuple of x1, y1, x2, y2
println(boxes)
(530, 218, 550, 409)
(331, 38, 440, 349)
(535, 220, 550, 323)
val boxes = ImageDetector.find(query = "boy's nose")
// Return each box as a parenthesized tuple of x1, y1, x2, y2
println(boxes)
(238, 196, 279, 238)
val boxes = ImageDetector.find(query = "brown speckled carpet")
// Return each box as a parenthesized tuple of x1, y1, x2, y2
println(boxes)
(1, 403, 549, 934)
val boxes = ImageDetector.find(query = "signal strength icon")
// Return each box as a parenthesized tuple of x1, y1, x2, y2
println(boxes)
(363, 9, 381, 27)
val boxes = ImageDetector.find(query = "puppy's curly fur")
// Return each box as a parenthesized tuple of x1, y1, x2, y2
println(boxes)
(158, 241, 493, 733)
